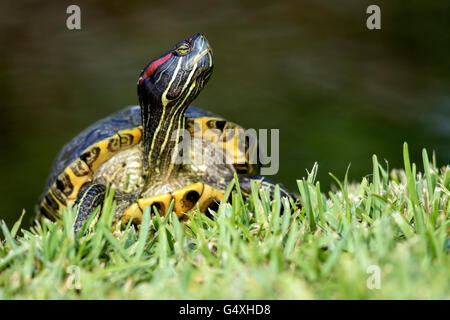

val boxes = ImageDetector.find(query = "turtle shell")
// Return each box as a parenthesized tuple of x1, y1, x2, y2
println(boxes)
(37, 105, 259, 220)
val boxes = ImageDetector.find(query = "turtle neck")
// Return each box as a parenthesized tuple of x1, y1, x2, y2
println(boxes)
(138, 78, 197, 181)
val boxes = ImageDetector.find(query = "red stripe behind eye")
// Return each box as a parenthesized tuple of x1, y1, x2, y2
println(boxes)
(139, 53, 172, 84)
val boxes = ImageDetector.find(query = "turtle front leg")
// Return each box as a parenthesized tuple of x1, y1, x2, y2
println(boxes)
(74, 184, 106, 233)
(237, 175, 300, 206)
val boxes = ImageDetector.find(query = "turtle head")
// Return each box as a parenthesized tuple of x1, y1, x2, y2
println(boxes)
(137, 33, 213, 110)
(137, 33, 214, 176)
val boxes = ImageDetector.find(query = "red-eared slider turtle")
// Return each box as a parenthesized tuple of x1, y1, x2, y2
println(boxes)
(37, 33, 297, 232)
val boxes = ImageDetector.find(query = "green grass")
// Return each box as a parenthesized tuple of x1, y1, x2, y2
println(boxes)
(0, 143, 449, 299)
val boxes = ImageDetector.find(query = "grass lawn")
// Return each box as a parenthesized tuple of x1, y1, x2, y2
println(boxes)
(0, 143, 449, 299)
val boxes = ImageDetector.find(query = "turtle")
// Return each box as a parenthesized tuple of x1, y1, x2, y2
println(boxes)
(36, 33, 298, 232)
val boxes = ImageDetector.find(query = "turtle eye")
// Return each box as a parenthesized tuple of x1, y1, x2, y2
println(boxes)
(176, 43, 190, 55)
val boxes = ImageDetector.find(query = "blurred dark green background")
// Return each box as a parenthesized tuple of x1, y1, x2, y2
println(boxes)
(1, 0, 449, 228)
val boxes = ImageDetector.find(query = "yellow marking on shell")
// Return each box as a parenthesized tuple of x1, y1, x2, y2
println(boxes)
(48, 190, 65, 216)
(118, 127, 143, 146)
(70, 158, 91, 177)
(187, 117, 223, 138)
(87, 135, 120, 172)
(49, 181, 68, 206)
(137, 193, 173, 216)
(121, 203, 143, 224)
(196, 184, 223, 212)
(172, 182, 204, 213)
(39, 196, 60, 220)
(187, 117, 247, 165)
(39, 201, 51, 215)
(84, 128, 143, 172)
(64, 166, 93, 200)
(222, 127, 247, 165)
